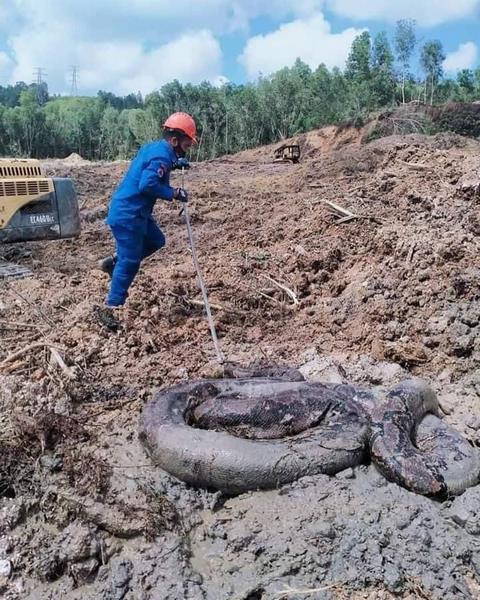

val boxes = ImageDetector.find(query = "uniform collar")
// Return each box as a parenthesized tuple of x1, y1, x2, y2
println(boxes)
(160, 138, 179, 164)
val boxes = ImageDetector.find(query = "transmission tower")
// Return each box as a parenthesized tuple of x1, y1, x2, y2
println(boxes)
(32, 67, 47, 102)
(70, 65, 79, 96)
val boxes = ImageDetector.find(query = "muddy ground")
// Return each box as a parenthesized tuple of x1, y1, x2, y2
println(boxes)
(1, 126, 480, 599)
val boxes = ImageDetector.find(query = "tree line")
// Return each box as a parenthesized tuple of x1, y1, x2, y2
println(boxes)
(0, 20, 479, 161)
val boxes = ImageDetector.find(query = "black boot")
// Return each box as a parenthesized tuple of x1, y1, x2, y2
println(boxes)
(93, 304, 122, 332)
(98, 255, 117, 278)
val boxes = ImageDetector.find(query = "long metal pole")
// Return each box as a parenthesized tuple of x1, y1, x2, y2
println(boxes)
(182, 168, 225, 364)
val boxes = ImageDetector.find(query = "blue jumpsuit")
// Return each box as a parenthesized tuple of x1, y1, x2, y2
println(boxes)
(105, 139, 178, 306)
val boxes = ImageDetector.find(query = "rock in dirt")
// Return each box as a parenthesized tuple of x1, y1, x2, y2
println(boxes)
(0, 559, 12, 578)
(107, 558, 133, 600)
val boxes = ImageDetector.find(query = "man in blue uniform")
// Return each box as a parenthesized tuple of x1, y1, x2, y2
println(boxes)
(98, 112, 197, 323)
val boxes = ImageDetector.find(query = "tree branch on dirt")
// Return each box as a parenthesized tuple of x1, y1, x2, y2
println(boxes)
(167, 291, 248, 316)
(323, 200, 358, 224)
(0, 320, 39, 330)
(260, 274, 299, 307)
(49, 348, 76, 379)
(274, 583, 341, 597)
(0, 342, 64, 372)
(397, 159, 432, 170)
(5, 285, 56, 328)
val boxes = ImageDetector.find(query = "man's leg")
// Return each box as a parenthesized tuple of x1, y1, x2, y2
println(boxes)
(142, 218, 166, 259)
(107, 223, 145, 307)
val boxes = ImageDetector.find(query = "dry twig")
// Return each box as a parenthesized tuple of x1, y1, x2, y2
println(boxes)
(260, 274, 299, 307)
(397, 159, 432, 170)
(187, 298, 247, 315)
(323, 200, 358, 224)
(274, 583, 340, 597)
(168, 291, 247, 316)
(0, 359, 28, 374)
(406, 241, 416, 264)
(236, 281, 283, 307)
(6, 285, 55, 327)
(49, 348, 76, 379)
(0, 342, 64, 371)
(0, 320, 38, 330)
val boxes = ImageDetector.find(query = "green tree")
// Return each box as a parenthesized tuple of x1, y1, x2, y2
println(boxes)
(371, 32, 396, 106)
(0, 82, 28, 108)
(474, 68, 480, 94)
(420, 40, 446, 105)
(346, 32, 371, 81)
(395, 19, 417, 103)
(99, 106, 121, 160)
(16, 89, 46, 156)
(307, 64, 340, 126)
(372, 32, 394, 71)
(456, 69, 475, 99)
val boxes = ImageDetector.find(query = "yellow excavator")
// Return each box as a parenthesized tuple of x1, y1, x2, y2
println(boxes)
(0, 158, 80, 243)
(0, 158, 80, 277)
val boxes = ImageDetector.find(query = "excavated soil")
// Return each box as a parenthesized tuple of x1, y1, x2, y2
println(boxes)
(1, 127, 480, 599)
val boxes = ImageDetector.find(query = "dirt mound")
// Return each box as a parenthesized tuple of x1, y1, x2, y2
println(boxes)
(62, 152, 90, 166)
(223, 122, 364, 165)
(1, 127, 480, 598)
(366, 102, 480, 141)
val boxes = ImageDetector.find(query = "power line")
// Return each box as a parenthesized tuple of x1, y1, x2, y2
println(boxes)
(70, 65, 79, 96)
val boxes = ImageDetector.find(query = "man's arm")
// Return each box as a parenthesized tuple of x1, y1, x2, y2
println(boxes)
(138, 158, 175, 201)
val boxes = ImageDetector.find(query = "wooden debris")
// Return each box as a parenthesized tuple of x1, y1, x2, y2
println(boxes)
(397, 159, 432, 170)
(406, 241, 416, 264)
(1, 359, 29, 375)
(274, 583, 340, 597)
(236, 282, 282, 307)
(323, 200, 358, 224)
(6, 286, 55, 327)
(187, 298, 246, 315)
(0, 320, 38, 330)
(0, 342, 64, 372)
(168, 291, 247, 316)
(50, 348, 76, 379)
(260, 274, 299, 307)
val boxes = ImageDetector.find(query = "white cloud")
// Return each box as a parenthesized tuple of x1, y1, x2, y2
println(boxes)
(0, 0, 328, 94)
(240, 13, 364, 79)
(326, 0, 480, 27)
(212, 75, 231, 87)
(1, 1, 324, 42)
(9, 28, 222, 96)
(111, 31, 224, 95)
(443, 42, 478, 72)
(2, 0, 478, 94)
(3, 1, 225, 95)
(0, 52, 13, 72)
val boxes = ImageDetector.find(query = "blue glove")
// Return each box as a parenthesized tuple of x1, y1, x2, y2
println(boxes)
(173, 158, 190, 170)
(174, 187, 188, 203)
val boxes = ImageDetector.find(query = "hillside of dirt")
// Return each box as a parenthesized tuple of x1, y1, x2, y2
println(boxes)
(1, 126, 480, 599)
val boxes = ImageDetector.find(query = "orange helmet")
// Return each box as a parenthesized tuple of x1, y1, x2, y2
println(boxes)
(163, 112, 198, 144)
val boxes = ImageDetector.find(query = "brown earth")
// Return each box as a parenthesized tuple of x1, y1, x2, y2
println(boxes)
(1, 127, 480, 599)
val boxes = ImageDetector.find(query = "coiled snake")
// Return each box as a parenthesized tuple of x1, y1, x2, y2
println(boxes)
(140, 366, 480, 497)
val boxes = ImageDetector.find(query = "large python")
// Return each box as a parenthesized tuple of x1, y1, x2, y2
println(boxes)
(140, 366, 480, 497)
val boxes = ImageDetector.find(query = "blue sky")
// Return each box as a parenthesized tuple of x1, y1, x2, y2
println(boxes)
(0, 1, 478, 96)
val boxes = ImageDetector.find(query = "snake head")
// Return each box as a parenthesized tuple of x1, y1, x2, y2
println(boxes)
(389, 379, 439, 418)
